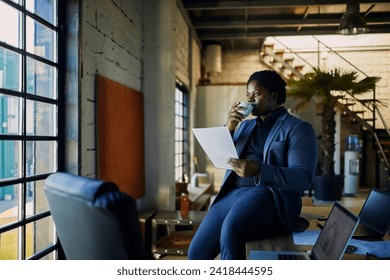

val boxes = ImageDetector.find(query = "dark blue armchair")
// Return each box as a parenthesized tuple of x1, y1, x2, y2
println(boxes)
(44, 172, 150, 260)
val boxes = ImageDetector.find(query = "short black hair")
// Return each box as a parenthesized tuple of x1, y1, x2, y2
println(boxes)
(247, 70, 286, 104)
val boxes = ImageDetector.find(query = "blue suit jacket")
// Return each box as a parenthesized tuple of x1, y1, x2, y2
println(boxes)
(212, 110, 318, 231)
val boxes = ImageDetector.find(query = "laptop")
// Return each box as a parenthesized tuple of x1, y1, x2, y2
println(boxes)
(248, 202, 359, 260)
(317, 188, 390, 239)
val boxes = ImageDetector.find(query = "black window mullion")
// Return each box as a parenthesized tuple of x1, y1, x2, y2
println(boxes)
(25, 10, 58, 33)
(0, 172, 51, 188)
(0, 88, 60, 106)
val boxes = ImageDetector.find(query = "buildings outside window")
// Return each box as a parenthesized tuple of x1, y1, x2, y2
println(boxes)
(0, 0, 61, 260)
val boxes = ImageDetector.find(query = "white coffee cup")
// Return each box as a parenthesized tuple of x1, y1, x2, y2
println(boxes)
(237, 101, 253, 118)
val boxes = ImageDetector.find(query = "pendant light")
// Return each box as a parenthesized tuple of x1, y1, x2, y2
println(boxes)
(337, 2, 369, 35)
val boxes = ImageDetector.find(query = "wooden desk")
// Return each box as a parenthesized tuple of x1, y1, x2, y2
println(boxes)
(246, 205, 389, 260)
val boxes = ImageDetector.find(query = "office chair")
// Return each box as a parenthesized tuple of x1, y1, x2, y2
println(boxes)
(44, 172, 151, 260)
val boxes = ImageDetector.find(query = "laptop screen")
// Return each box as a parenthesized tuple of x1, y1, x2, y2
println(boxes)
(359, 189, 390, 236)
(312, 202, 359, 260)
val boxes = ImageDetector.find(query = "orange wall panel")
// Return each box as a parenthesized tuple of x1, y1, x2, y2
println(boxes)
(96, 75, 145, 199)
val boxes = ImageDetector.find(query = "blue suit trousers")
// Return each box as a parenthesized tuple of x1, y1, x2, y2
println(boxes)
(187, 186, 283, 260)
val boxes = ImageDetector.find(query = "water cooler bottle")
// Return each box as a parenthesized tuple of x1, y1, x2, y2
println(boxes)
(344, 135, 360, 195)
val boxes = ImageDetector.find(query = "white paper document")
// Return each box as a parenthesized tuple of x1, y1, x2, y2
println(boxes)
(192, 127, 238, 169)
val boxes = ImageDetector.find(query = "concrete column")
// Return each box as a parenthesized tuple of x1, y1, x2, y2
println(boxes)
(63, 0, 80, 175)
(142, 0, 176, 210)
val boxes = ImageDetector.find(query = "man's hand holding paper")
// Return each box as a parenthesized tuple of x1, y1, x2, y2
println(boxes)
(192, 127, 238, 170)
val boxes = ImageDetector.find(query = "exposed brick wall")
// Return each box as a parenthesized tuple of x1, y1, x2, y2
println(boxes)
(192, 39, 201, 86)
(79, 0, 144, 177)
(175, 9, 190, 86)
(208, 50, 269, 85)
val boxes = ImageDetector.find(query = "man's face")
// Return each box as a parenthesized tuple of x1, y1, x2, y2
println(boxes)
(246, 80, 279, 117)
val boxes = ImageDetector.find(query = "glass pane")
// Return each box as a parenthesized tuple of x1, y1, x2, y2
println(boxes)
(0, 184, 20, 226)
(26, 16, 57, 62)
(0, 140, 22, 180)
(26, 0, 57, 26)
(26, 179, 49, 217)
(26, 217, 55, 259)
(175, 88, 179, 100)
(0, 46, 22, 91)
(26, 141, 57, 176)
(27, 57, 58, 99)
(0, 94, 21, 135)
(26, 100, 57, 136)
(0, 2, 21, 48)
(175, 101, 179, 114)
(175, 115, 179, 127)
(175, 128, 179, 139)
(0, 228, 19, 260)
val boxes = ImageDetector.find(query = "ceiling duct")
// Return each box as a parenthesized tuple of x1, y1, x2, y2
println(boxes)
(205, 44, 222, 76)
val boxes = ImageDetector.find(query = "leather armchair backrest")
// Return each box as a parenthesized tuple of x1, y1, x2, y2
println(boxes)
(44, 172, 148, 260)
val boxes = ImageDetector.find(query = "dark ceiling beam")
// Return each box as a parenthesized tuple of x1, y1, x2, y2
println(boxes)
(183, 1, 390, 10)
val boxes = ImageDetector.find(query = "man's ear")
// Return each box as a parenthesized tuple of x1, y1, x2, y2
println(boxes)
(272, 92, 278, 100)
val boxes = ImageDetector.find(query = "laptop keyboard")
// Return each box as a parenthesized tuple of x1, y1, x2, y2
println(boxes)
(355, 224, 372, 235)
(278, 253, 308, 260)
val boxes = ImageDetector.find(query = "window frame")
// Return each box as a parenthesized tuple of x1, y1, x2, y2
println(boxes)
(174, 81, 190, 182)
(0, 0, 63, 260)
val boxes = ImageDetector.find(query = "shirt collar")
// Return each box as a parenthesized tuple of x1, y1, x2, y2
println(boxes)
(256, 106, 286, 127)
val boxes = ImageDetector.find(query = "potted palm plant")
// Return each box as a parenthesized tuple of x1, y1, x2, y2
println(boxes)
(287, 68, 380, 200)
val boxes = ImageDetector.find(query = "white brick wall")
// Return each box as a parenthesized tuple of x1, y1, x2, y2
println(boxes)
(175, 9, 190, 86)
(80, 0, 144, 176)
(192, 39, 201, 85)
(208, 50, 269, 85)
(174, 7, 203, 179)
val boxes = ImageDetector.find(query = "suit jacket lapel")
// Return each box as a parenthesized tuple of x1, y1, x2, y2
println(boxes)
(263, 112, 289, 161)
(235, 120, 256, 157)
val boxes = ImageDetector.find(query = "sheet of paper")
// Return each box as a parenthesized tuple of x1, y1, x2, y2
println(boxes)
(192, 127, 238, 169)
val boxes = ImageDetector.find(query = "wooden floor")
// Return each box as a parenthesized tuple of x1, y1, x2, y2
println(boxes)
(159, 188, 372, 260)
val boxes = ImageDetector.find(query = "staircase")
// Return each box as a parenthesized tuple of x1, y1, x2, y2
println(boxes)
(259, 42, 307, 81)
(373, 125, 390, 190)
(340, 98, 390, 189)
(259, 39, 390, 189)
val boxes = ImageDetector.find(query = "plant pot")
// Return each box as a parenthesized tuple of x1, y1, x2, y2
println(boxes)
(314, 175, 344, 201)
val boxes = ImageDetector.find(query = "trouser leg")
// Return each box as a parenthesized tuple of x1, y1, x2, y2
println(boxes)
(220, 187, 280, 260)
(187, 189, 237, 260)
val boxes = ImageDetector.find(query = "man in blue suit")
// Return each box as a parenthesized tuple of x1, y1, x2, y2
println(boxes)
(188, 70, 318, 260)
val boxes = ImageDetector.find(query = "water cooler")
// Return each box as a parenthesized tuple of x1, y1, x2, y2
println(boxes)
(344, 135, 360, 195)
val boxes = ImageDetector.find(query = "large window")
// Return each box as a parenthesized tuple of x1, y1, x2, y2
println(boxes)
(174, 82, 189, 182)
(0, 0, 60, 260)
